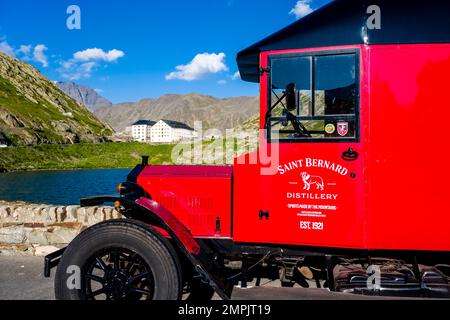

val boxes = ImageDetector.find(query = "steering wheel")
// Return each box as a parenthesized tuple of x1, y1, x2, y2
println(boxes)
(283, 109, 312, 137)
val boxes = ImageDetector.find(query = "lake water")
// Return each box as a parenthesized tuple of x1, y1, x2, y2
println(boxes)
(0, 169, 132, 205)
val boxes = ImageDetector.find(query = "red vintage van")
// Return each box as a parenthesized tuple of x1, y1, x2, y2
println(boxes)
(46, 0, 450, 300)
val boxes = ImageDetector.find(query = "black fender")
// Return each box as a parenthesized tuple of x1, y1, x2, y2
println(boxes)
(79, 195, 231, 299)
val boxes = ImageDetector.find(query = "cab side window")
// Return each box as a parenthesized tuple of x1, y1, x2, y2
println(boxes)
(315, 54, 356, 116)
(271, 57, 311, 118)
(268, 51, 359, 142)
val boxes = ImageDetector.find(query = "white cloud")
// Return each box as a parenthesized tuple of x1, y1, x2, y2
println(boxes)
(232, 71, 240, 80)
(33, 44, 48, 67)
(94, 88, 104, 93)
(80, 62, 96, 74)
(58, 60, 97, 81)
(58, 48, 124, 80)
(0, 41, 48, 67)
(18, 44, 32, 59)
(73, 48, 125, 62)
(166, 52, 228, 81)
(289, 0, 314, 19)
(0, 41, 15, 57)
(19, 45, 32, 54)
(217, 80, 227, 85)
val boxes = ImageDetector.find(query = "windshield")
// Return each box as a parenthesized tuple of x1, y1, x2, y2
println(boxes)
(267, 51, 359, 142)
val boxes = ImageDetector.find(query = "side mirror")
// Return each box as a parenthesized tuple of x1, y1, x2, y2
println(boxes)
(285, 83, 297, 112)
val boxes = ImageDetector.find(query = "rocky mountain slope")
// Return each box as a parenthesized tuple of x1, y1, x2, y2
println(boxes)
(56, 81, 112, 112)
(95, 94, 260, 133)
(0, 52, 112, 146)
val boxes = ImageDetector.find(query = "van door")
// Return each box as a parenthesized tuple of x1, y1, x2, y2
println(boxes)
(256, 48, 366, 249)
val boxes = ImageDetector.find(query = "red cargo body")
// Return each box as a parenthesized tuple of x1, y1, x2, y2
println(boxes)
(367, 44, 450, 251)
(233, 44, 450, 252)
(137, 165, 233, 238)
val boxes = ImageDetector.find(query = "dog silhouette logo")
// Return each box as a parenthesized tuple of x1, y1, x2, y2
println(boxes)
(301, 172, 324, 191)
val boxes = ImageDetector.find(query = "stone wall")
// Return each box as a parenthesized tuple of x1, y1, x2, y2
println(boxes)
(0, 203, 122, 256)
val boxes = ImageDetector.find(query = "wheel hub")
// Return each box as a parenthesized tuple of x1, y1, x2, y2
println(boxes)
(106, 271, 130, 297)
(84, 248, 154, 300)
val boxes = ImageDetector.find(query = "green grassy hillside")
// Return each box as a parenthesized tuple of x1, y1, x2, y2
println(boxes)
(0, 143, 174, 171)
(0, 52, 112, 146)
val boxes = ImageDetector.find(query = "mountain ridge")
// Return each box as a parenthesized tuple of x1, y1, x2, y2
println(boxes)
(56, 81, 112, 112)
(0, 52, 112, 146)
(95, 93, 260, 133)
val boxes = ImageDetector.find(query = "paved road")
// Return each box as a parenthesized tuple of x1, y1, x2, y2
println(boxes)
(0, 256, 426, 300)
(0, 256, 54, 300)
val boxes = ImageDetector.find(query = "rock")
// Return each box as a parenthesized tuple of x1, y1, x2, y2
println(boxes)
(27, 229, 49, 245)
(56, 81, 112, 112)
(66, 206, 78, 222)
(12, 207, 19, 220)
(47, 207, 57, 222)
(23, 223, 45, 228)
(34, 245, 60, 257)
(0, 207, 11, 220)
(0, 132, 10, 145)
(47, 222, 82, 229)
(0, 243, 29, 252)
(0, 222, 22, 228)
(0, 204, 120, 255)
(114, 209, 122, 219)
(76, 207, 88, 224)
(14, 206, 32, 222)
(95, 207, 105, 221)
(105, 207, 122, 220)
(103, 207, 113, 219)
(45, 227, 78, 244)
(0, 243, 32, 256)
(32, 206, 48, 222)
(51, 121, 71, 133)
(0, 109, 24, 127)
(0, 226, 26, 244)
(85, 207, 99, 225)
(56, 207, 67, 222)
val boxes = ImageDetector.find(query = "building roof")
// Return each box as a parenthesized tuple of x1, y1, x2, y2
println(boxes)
(237, 0, 450, 83)
(160, 119, 194, 131)
(132, 120, 156, 126)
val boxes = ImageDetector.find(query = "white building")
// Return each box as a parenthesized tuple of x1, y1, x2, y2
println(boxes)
(151, 120, 196, 143)
(131, 120, 155, 142)
(131, 119, 196, 143)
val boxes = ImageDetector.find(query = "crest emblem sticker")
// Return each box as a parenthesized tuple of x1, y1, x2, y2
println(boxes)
(337, 122, 349, 137)
(325, 123, 336, 135)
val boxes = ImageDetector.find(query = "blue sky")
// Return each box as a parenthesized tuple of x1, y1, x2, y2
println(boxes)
(0, 0, 331, 103)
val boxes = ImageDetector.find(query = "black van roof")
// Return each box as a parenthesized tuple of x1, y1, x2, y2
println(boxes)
(237, 0, 450, 83)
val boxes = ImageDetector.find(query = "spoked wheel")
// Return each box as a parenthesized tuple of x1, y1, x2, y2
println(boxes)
(55, 219, 182, 300)
(84, 248, 155, 300)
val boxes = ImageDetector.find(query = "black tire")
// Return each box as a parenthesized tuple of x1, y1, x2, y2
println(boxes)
(55, 219, 182, 300)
